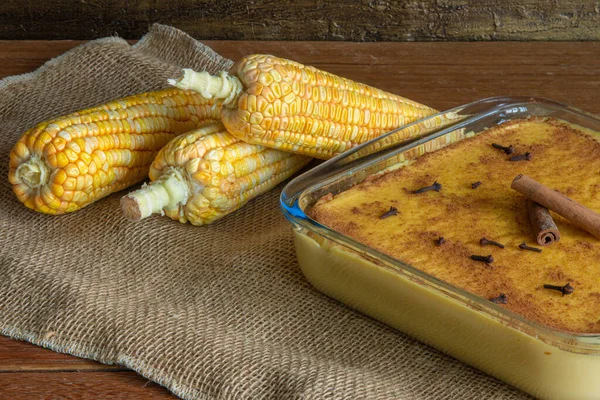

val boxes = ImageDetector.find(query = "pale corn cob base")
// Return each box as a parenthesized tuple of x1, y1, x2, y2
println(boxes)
(121, 122, 311, 225)
(120, 168, 189, 221)
(168, 70, 242, 107)
(8, 88, 221, 214)
(170, 54, 439, 159)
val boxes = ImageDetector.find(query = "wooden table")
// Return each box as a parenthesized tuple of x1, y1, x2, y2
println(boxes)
(2, 39, 600, 399)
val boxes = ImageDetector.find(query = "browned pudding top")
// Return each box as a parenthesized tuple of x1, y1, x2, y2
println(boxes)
(309, 118, 600, 334)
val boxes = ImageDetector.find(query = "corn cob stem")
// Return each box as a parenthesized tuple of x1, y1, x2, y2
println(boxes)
(15, 155, 49, 188)
(169, 70, 242, 107)
(121, 168, 189, 221)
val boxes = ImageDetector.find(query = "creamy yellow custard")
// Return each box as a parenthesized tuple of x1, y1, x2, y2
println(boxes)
(294, 233, 599, 400)
(310, 118, 600, 334)
(294, 117, 600, 400)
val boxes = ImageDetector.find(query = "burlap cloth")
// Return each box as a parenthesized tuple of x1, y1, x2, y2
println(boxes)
(0, 24, 531, 399)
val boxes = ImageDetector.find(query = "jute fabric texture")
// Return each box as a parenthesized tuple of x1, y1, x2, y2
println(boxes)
(0, 24, 529, 399)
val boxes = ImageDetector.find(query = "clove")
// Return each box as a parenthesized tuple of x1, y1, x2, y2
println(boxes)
(492, 143, 515, 155)
(480, 237, 505, 249)
(519, 242, 542, 253)
(490, 293, 508, 304)
(543, 283, 574, 297)
(379, 206, 398, 219)
(413, 181, 442, 194)
(509, 152, 533, 162)
(471, 254, 494, 264)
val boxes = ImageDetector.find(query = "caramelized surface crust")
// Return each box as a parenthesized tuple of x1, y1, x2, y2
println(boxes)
(310, 118, 600, 333)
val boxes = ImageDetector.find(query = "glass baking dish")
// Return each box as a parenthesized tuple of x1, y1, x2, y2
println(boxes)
(280, 97, 600, 400)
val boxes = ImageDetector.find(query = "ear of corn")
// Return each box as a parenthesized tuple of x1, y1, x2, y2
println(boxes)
(8, 88, 221, 215)
(169, 54, 438, 159)
(120, 121, 311, 225)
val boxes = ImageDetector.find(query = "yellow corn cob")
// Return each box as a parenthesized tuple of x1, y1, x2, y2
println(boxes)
(8, 88, 221, 215)
(169, 54, 438, 159)
(120, 121, 311, 225)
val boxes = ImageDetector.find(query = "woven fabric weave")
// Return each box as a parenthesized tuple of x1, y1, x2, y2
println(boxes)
(0, 24, 530, 399)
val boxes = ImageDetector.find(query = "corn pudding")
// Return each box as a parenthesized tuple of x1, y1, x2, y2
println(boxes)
(309, 117, 600, 334)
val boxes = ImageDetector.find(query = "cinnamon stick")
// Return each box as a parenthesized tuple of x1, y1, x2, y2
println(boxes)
(511, 174, 600, 239)
(527, 199, 561, 246)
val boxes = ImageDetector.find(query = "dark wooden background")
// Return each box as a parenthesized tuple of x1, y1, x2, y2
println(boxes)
(1, 0, 599, 41)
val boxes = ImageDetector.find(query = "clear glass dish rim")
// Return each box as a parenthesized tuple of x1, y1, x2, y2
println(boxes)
(280, 95, 600, 353)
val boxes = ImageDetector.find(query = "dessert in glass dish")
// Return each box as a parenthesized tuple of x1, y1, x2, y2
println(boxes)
(281, 97, 600, 400)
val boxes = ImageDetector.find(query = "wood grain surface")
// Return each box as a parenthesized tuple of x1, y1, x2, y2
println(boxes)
(1, 39, 600, 399)
(1, 1, 600, 41)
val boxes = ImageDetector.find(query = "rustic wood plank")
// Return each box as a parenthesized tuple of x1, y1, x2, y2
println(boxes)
(0, 372, 177, 399)
(0, 336, 121, 372)
(2, 40, 600, 115)
(0, 40, 85, 77)
(0, 1, 599, 41)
